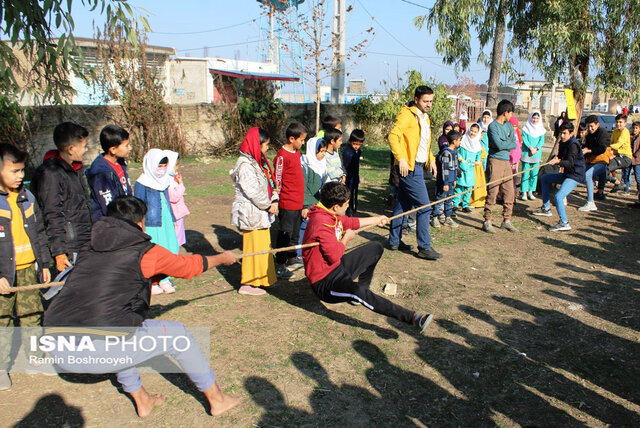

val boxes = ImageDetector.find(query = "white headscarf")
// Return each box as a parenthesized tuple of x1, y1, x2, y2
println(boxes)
(460, 126, 483, 153)
(137, 148, 178, 191)
(478, 110, 493, 132)
(521, 110, 546, 138)
(302, 137, 327, 179)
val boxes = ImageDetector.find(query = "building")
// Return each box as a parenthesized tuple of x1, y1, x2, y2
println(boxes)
(507, 80, 594, 117)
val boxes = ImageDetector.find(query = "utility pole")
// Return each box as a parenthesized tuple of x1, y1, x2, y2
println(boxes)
(330, 0, 346, 104)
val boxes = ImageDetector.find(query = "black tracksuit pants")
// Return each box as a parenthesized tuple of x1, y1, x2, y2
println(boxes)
(275, 208, 302, 265)
(311, 242, 415, 324)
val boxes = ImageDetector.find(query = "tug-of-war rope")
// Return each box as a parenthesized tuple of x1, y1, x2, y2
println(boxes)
(10, 161, 551, 293)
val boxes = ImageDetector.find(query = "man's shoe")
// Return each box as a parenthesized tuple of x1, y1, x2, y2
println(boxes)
(431, 217, 441, 228)
(388, 241, 414, 251)
(416, 247, 442, 260)
(611, 183, 625, 193)
(0, 371, 11, 391)
(531, 206, 552, 217)
(501, 221, 518, 233)
(462, 206, 473, 213)
(594, 192, 606, 200)
(578, 201, 598, 212)
(414, 313, 435, 334)
(482, 221, 496, 234)
(276, 266, 294, 279)
(444, 218, 458, 228)
(549, 221, 571, 232)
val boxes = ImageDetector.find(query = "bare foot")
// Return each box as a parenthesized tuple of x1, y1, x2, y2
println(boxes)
(130, 386, 165, 418)
(203, 382, 243, 416)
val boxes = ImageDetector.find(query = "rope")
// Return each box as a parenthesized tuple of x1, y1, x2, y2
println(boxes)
(8, 161, 551, 292)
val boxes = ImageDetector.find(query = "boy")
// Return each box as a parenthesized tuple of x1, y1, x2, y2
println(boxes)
(86, 124, 133, 220)
(630, 121, 640, 194)
(302, 182, 434, 333)
(483, 100, 517, 234)
(316, 115, 343, 139)
(274, 122, 307, 278)
(31, 122, 92, 273)
(324, 127, 345, 183)
(608, 114, 632, 192)
(579, 115, 610, 211)
(532, 122, 585, 231)
(342, 129, 364, 216)
(432, 130, 461, 228)
(0, 143, 51, 390)
(44, 196, 240, 418)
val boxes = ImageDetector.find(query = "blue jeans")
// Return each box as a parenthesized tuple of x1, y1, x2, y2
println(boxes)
(297, 218, 307, 258)
(632, 165, 640, 190)
(584, 164, 607, 202)
(433, 185, 455, 218)
(541, 173, 580, 224)
(389, 166, 432, 249)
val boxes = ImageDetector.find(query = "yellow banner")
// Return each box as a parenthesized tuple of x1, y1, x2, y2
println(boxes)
(564, 89, 577, 120)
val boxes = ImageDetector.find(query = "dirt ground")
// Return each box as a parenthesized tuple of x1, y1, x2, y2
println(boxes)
(3, 153, 640, 427)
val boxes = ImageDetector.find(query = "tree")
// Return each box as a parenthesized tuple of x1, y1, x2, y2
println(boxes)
(92, 19, 184, 160)
(414, 0, 510, 108)
(0, 0, 147, 104)
(266, 0, 372, 133)
(509, 0, 640, 122)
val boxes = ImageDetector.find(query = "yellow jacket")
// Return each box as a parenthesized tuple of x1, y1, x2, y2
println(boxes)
(388, 105, 435, 171)
(610, 127, 632, 158)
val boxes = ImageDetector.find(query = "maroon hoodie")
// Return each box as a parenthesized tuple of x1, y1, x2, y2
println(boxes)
(302, 203, 360, 284)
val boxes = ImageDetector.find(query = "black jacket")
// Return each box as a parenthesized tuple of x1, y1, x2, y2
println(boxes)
(0, 187, 51, 286)
(31, 155, 93, 257)
(557, 137, 586, 183)
(584, 127, 609, 159)
(44, 217, 155, 327)
(85, 154, 132, 221)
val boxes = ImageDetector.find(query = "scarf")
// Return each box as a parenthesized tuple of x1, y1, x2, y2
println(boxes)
(240, 127, 276, 197)
(478, 110, 493, 132)
(521, 110, 546, 138)
(302, 137, 328, 179)
(460, 130, 483, 153)
(136, 148, 178, 191)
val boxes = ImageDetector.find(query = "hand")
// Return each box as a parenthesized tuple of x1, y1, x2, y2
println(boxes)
(0, 277, 11, 295)
(398, 158, 409, 177)
(341, 229, 356, 245)
(429, 160, 437, 177)
(582, 147, 591, 154)
(41, 268, 51, 284)
(473, 161, 480, 166)
(219, 251, 237, 265)
(55, 254, 72, 272)
(443, 184, 449, 191)
(530, 147, 538, 155)
(341, 176, 346, 185)
(549, 157, 561, 165)
(175, 172, 183, 184)
(301, 208, 309, 219)
(377, 215, 389, 226)
(268, 202, 278, 215)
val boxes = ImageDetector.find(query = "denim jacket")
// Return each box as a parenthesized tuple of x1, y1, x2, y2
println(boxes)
(133, 182, 175, 227)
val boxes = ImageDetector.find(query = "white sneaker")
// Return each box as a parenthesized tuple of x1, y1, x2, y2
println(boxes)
(528, 192, 537, 200)
(578, 201, 597, 212)
(549, 221, 571, 232)
(521, 193, 529, 201)
(151, 285, 164, 295)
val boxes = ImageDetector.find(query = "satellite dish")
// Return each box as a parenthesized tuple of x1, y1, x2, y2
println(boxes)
(257, 0, 305, 11)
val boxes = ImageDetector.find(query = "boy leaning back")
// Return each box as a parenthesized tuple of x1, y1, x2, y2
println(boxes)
(0, 144, 52, 391)
(302, 182, 434, 333)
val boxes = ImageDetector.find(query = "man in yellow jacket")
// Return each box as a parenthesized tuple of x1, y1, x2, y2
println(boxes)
(609, 113, 633, 192)
(388, 86, 442, 260)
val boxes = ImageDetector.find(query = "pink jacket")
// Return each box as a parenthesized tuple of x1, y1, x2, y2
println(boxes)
(509, 117, 522, 165)
(168, 182, 190, 220)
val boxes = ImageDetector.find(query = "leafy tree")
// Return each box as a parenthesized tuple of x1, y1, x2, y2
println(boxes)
(0, 0, 147, 104)
(415, 0, 510, 108)
(509, 0, 640, 120)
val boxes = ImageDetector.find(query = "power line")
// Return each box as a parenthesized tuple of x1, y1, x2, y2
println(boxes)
(398, 0, 430, 10)
(152, 19, 256, 35)
(367, 50, 486, 72)
(177, 39, 261, 53)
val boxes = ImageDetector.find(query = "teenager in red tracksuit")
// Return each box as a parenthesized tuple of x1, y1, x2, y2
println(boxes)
(302, 182, 434, 333)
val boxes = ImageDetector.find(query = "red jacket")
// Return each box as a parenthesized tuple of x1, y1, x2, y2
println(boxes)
(274, 147, 304, 210)
(302, 203, 360, 283)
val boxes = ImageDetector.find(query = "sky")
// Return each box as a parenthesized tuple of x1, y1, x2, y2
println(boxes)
(66, 0, 541, 94)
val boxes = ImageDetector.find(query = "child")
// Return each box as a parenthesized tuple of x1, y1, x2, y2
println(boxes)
(230, 128, 279, 295)
(432, 130, 461, 228)
(44, 196, 241, 418)
(608, 114, 632, 192)
(579, 115, 611, 211)
(342, 129, 364, 216)
(478, 110, 493, 170)
(134, 149, 179, 294)
(437, 120, 454, 150)
(453, 123, 482, 213)
(483, 100, 517, 234)
(316, 115, 342, 139)
(0, 144, 52, 390)
(520, 111, 546, 200)
(273, 122, 307, 278)
(508, 116, 523, 195)
(302, 182, 434, 333)
(31, 122, 92, 273)
(86, 124, 133, 220)
(168, 157, 190, 247)
(532, 122, 585, 231)
(630, 121, 640, 193)
(323, 127, 345, 183)
(577, 123, 588, 146)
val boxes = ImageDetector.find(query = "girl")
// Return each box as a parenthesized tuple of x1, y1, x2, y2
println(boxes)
(134, 149, 179, 295)
(478, 110, 493, 170)
(508, 116, 523, 195)
(520, 111, 546, 200)
(230, 127, 279, 296)
(168, 157, 190, 247)
(453, 123, 482, 212)
(298, 138, 329, 258)
(438, 121, 454, 150)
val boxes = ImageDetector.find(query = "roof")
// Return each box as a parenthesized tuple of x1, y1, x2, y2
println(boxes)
(209, 68, 299, 82)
